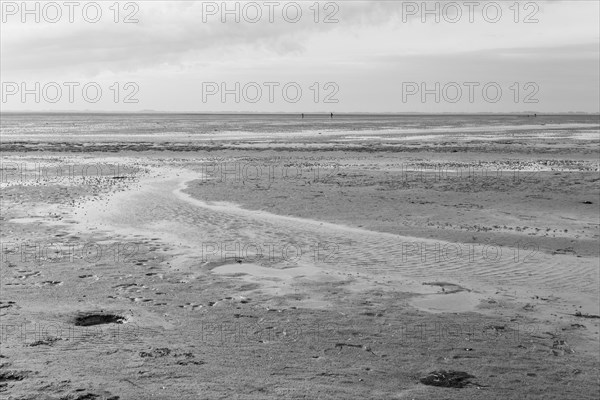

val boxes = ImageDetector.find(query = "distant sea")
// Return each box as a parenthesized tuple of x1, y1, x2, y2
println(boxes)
(1, 113, 598, 141)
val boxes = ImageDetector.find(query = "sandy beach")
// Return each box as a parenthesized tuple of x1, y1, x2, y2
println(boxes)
(2, 0, 599, 397)
(1, 114, 599, 399)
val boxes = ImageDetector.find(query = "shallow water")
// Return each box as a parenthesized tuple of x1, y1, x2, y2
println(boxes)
(409, 291, 485, 314)
(68, 166, 600, 315)
(2, 113, 598, 142)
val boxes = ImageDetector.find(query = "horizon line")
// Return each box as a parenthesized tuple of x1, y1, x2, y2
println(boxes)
(1, 111, 598, 116)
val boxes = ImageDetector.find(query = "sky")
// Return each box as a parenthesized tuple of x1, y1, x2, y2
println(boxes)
(1, 0, 599, 113)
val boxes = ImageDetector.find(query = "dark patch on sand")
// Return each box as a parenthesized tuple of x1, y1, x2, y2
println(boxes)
(73, 313, 126, 327)
(419, 370, 478, 388)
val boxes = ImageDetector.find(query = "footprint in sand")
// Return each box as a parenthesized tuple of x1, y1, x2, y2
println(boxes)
(179, 303, 203, 310)
(0, 301, 17, 309)
(17, 271, 41, 279)
(78, 274, 98, 280)
(128, 297, 153, 303)
(36, 280, 63, 286)
(114, 283, 147, 294)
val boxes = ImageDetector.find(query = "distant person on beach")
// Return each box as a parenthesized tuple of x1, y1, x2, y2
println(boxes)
(330, 112, 333, 119)
(301, 113, 304, 119)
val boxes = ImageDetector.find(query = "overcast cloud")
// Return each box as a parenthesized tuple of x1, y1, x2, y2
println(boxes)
(1, 0, 598, 112)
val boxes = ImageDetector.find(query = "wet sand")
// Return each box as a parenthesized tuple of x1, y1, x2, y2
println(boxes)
(1, 127, 599, 399)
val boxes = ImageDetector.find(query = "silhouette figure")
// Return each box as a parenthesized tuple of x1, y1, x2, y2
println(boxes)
(301, 113, 304, 119)
(330, 112, 333, 119)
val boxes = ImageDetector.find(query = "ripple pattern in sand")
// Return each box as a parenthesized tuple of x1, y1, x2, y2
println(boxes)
(73, 169, 599, 301)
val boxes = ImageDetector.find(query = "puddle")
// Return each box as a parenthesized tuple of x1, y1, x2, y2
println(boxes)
(212, 262, 346, 308)
(409, 291, 484, 314)
(212, 263, 331, 282)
